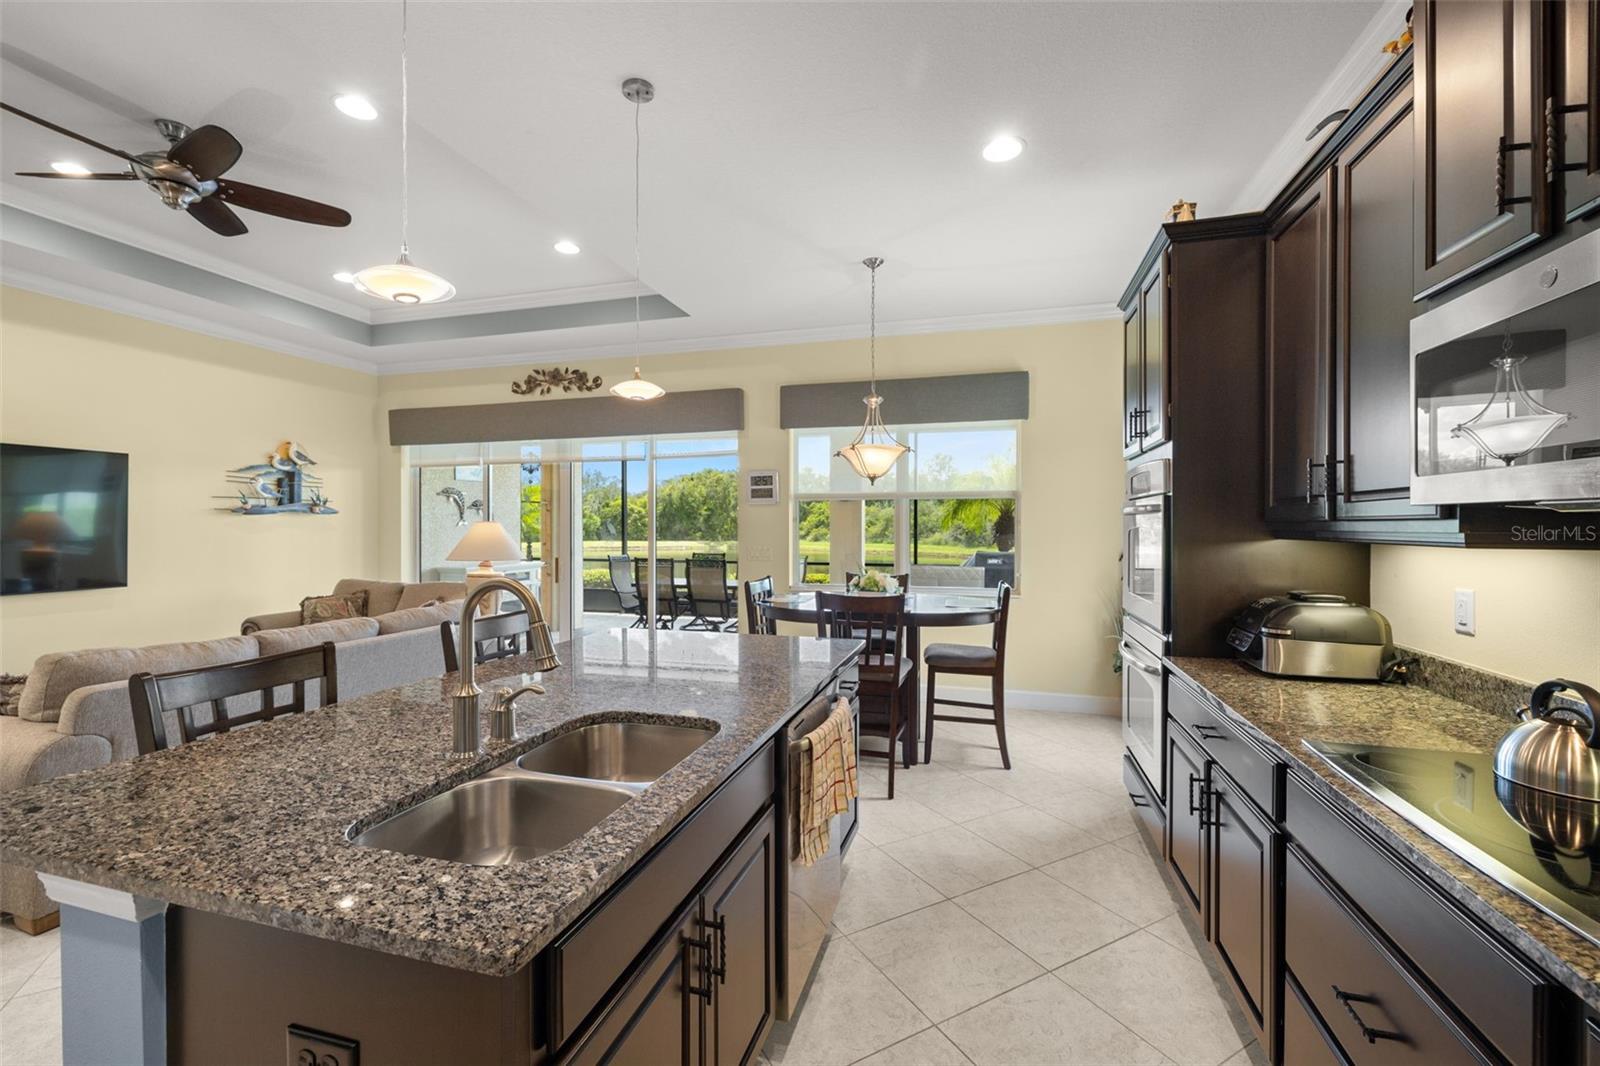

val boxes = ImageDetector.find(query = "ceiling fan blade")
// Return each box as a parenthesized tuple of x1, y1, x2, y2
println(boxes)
(166, 124, 241, 181)
(14, 171, 136, 179)
(187, 196, 248, 237)
(0, 102, 146, 167)
(215, 180, 351, 227)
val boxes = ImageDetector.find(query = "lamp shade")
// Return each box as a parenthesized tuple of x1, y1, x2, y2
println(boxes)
(446, 521, 521, 563)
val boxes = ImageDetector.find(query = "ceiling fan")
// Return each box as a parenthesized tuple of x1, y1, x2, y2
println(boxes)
(1, 102, 352, 237)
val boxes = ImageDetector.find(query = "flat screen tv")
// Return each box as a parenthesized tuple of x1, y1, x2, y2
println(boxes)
(1, 444, 129, 595)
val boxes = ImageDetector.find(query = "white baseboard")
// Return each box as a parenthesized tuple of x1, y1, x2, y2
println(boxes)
(926, 683, 1118, 716)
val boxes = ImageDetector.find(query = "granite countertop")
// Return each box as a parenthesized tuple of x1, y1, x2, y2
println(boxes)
(0, 630, 859, 977)
(1167, 656, 1600, 1011)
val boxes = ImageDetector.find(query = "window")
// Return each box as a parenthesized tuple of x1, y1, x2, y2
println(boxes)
(791, 422, 1020, 590)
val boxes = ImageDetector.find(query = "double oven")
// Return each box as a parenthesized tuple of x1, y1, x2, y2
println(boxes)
(1120, 458, 1168, 799)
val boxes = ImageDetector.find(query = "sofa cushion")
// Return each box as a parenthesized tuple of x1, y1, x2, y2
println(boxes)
(396, 581, 467, 610)
(335, 579, 405, 617)
(18, 635, 261, 724)
(300, 591, 366, 625)
(0, 716, 111, 791)
(0, 674, 25, 716)
(377, 601, 458, 635)
(256, 617, 380, 656)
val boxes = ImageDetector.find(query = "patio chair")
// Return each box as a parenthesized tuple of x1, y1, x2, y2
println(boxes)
(684, 555, 738, 631)
(608, 554, 646, 628)
(632, 557, 682, 628)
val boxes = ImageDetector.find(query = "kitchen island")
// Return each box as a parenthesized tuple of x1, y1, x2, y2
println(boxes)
(0, 628, 861, 1065)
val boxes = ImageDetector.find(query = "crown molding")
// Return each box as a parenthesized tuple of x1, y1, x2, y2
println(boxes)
(1223, 0, 1409, 215)
(375, 302, 1122, 376)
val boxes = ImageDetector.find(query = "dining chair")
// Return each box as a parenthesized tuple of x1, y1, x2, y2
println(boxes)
(128, 643, 339, 756)
(923, 582, 1013, 768)
(633, 557, 681, 628)
(684, 555, 739, 631)
(440, 609, 535, 672)
(608, 554, 646, 628)
(815, 590, 914, 798)
(743, 575, 775, 635)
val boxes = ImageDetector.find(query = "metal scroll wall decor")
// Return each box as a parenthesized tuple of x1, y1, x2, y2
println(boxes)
(511, 366, 603, 396)
(218, 441, 338, 515)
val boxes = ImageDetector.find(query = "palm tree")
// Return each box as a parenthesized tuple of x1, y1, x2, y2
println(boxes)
(937, 498, 1016, 551)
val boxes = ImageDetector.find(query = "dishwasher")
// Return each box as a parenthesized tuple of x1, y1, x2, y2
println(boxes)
(776, 683, 857, 1021)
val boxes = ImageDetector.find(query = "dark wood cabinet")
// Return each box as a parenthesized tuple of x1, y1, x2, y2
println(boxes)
(1414, 0, 1551, 297)
(1558, 0, 1600, 221)
(1265, 173, 1334, 524)
(1166, 722, 1207, 917)
(1334, 83, 1444, 521)
(569, 903, 706, 1066)
(1120, 255, 1168, 457)
(704, 810, 777, 1066)
(1207, 766, 1277, 1036)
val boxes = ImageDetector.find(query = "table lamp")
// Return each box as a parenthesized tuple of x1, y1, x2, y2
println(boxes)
(446, 521, 523, 615)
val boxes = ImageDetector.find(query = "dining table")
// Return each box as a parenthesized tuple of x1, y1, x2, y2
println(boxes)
(757, 590, 1002, 766)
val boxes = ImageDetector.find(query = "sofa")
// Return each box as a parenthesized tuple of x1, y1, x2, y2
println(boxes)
(241, 578, 466, 634)
(1, 588, 464, 933)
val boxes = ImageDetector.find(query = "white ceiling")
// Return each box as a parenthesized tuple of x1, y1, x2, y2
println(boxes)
(0, 1, 1393, 372)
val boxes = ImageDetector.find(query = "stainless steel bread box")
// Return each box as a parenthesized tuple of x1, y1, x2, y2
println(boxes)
(1226, 592, 1395, 681)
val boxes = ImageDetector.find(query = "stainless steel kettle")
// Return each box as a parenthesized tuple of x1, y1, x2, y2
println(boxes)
(1493, 679, 1600, 800)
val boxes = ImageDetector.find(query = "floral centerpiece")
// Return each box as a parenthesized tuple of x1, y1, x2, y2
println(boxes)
(848, 570, 901, 594)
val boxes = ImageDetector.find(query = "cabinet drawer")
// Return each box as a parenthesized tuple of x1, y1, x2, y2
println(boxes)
(1284, 968, 1350, 1066)
(1168, 678, 1280, 820)
(1122, 751, 1164, 849)
(1285, 771, 1550, 1065)
(1285, 843, 1492, 1064)
(551, 741, 776, 1049)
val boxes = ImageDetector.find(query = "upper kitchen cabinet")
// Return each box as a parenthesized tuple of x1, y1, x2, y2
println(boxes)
(1414, 0, 1551, 297)
(1333, 83, 1444, 520)
(1121, 255, 1169, 457)
(1264, 174, 1333, 525)
(1557, 0, 1600, 221)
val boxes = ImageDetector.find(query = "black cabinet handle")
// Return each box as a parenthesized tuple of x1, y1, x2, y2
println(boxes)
(1195, 723, 1227, 742)
(1129, 792, 1151, 808)
(1305, 458, 1327, 503)
(683, 933, 714, 1001)
(1332, 986, 1405, 1044)
(702, 915, 727, 983)
(1496, 135, 1536, 212)
(1187, 773, 1204, 815)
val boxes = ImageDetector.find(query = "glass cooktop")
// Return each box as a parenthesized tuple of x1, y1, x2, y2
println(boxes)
(1306, 740, 1600, 948)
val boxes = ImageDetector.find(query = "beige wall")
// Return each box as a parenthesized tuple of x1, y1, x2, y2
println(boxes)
(1372, 544, 1600, 684)
(379, 320, 1127, 704)
(0, 287, 382, 672)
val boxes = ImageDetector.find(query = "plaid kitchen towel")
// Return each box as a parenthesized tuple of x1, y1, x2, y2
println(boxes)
(799, 697, 859, 866)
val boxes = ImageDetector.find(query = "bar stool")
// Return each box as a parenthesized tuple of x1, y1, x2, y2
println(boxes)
(923, 582, 1013, 768)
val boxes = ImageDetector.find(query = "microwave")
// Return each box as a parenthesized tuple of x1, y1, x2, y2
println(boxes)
(1410, 228, 1599, 507)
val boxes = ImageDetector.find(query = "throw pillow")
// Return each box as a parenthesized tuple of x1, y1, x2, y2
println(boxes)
(300, 591, 366, 625)
(376, 601, 460, 635)
(0, 674, 25, 716)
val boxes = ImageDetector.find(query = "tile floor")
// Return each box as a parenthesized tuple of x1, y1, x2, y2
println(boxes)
(0, 710, 1258, 1066)
(762, 709, 1266, 1066)
(0, 918, 62, 1066)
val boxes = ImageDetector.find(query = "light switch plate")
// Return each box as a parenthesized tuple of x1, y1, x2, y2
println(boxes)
(1453, 588, 1476, 636)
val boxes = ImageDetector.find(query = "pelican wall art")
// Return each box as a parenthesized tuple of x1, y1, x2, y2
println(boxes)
(218, 441, 338, 515)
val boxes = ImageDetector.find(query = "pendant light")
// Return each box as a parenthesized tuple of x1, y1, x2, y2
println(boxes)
(353, 0, 455, 305)
(1452, 328, 1572, 465)
(610, 77, 666, 402)
(834, 257, 909, 484)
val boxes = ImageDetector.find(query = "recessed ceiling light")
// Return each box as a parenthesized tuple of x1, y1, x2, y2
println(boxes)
(49, 160, 91, 176)
(553, 239, 581, 255)
(333, 94, 378, 121)
(332, 271, 356, 284)
(982, 134, 1025, 163)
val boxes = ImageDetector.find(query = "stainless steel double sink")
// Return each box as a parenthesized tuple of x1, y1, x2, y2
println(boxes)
(351, 720, 716, 866)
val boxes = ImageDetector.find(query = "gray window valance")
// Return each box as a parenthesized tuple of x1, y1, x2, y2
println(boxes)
(778, 371, 1029, 429)
(388, 388, 744, 446)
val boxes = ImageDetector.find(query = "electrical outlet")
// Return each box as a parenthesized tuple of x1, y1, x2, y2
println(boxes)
(1453, 588, 1476, 636)
(286, 1024, 358, 1066)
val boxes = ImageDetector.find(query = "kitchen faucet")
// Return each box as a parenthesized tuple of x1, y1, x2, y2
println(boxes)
(450, 577, 560, 758)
